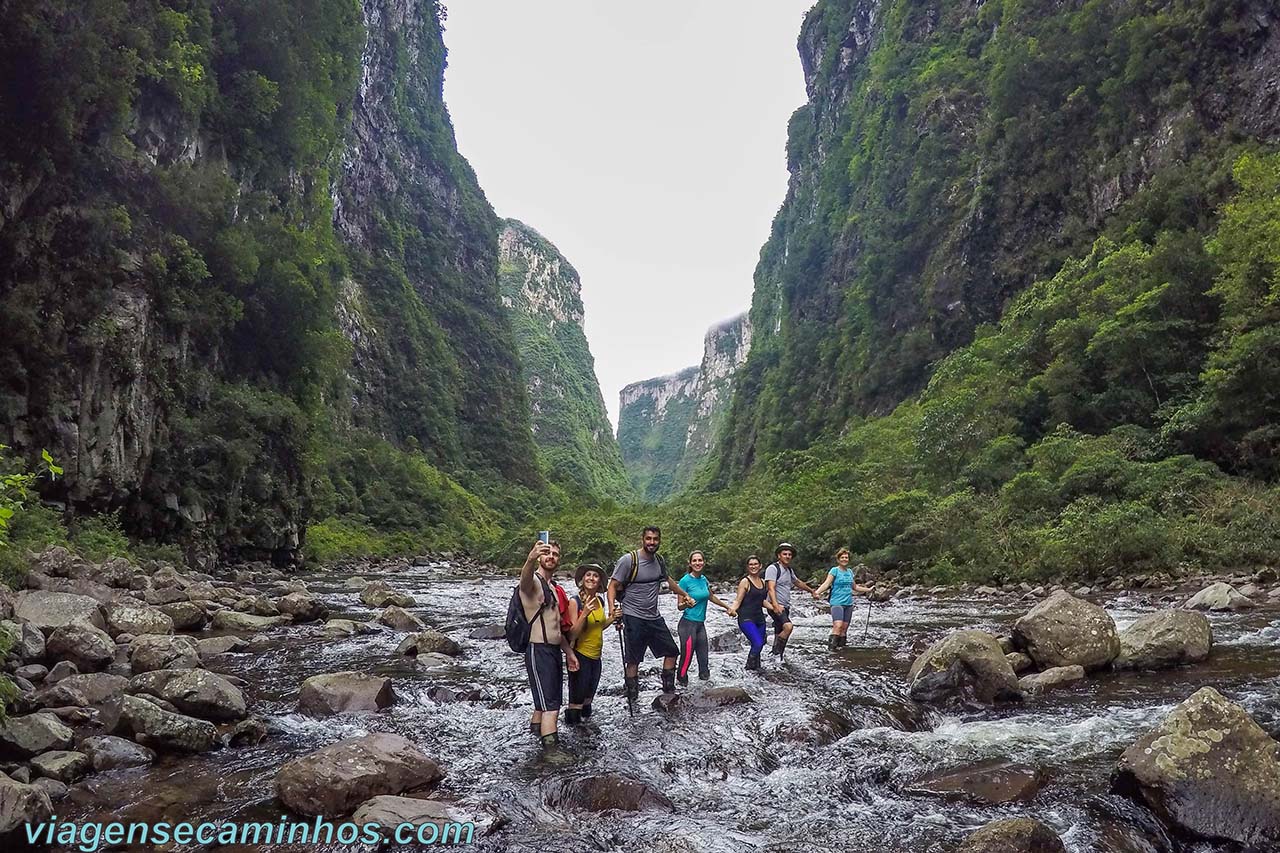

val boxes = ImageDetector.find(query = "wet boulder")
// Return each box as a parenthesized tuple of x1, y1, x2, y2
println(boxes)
(906, 760, 1047, 805)
(0, 620, 45, 663)
(0, 713, 74, 758)
(360, 582, 416, 609)
(225, 716, 269, 747)
(30, 777, 67, 802)
(14, 590, 106, 633)
(1184, 582, 1255, 612)
(79, 735, 155, 771)
(546, 773, 674, 812)
(210, 611, 288, 632)
(397, 630, 461, 658)
(1013, 591, 1119, 670)
(1005, 652, 1034, 674)
(234, 594, 279, 617)
(276, 591, 326, 623)
(298, 672, 394, 717)
(1114, 610, 1212, 670)
(1018, 665, 1086, 696)
(195, 636, 247, 658)
(698, 686, 752, 707)
(45, 661, 77, 683)
(907, 630, 1023, 707)
(709, 631, 743, 652)
(130, 669, 247, 722)
(274, 733, 442, 818)
(104, 602, 173, 638)
(118, 694, 217, 753)
(957, 818, 1066, 853)
(129, 634, 200, 673)
(0, 773, 53, 835)
(378, 606, 427, 633)
(1112, 686, 1280, 846)
(45, 623, 114, 672)
(321, 619, 380, 639)
(467, 624, 505, 640)
(35, 673, 128, 711)
(352, 796, 487, 841)
(157, 601, 207, 631)
(29, 750, 89, 783)
(15, 665, 47, 683)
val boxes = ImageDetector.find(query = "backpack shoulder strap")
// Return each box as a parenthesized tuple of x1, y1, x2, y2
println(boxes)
(628, 550, 640, 583)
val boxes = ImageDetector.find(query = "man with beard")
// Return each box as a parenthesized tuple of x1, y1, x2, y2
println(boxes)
(518, 539, 579, 747)
(607, 526, 695, 705)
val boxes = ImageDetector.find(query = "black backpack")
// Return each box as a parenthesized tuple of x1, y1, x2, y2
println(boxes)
(614, 550, 667, 603)
(504, 578, 552, 654)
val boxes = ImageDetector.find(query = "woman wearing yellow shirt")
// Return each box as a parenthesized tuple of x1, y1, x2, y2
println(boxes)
(565, 564, 614, 725)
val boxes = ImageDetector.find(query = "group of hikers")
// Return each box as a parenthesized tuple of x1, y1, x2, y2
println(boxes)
(507, 526, 872, 747)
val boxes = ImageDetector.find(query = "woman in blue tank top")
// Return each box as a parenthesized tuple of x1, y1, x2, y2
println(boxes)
(811, 548, 872, 650)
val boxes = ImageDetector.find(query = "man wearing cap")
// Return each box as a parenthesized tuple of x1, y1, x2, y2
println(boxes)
(764, 542, 815, 658)
(608, 526, 696, 703)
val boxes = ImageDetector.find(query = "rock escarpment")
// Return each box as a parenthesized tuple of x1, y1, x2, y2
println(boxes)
(618, 313, 752, 500)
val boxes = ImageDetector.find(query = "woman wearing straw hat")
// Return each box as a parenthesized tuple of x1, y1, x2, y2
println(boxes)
(565, 564, 614, 724)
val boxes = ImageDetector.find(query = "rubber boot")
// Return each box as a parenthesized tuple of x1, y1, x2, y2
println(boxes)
(624, 675, 640, 704)
(661, 668, 676, 694)
(539, 732, 559, 748)
(698, 671, 710, 681)
(564, 708, 581, 726)
(581, 704, 593, 720)
(745, 653, 760, 671)
(771, 638, 782, 656)
(529, 721, 540, 736)
(828, 634, 839, 651)
(776, 636, 789, 658)
(837, 634, 848, 648)
(677, 674, 688, 687)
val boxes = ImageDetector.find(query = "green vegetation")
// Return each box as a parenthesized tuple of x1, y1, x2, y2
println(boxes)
(498, 220, 632, 503)
(617, 369, 701, 501)
(540, 152, 1280, 584)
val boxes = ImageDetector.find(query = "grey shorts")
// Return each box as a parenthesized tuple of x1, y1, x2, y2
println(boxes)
(831, 604, 855, 623)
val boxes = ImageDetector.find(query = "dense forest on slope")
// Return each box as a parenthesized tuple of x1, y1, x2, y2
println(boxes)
(0, 0, 601, 572)
(497, 219, 632, 504)
(532, 0, 1280, 583)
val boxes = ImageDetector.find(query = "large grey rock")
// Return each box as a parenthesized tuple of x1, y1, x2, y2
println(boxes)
(360, 582, 416, 609)
(210, 610, 287, 632)
(130, 669, 247, 722)
(0, 773, 53, 835)
(276, 591, 326, 623)
(29, 750, 89, 783)
(195, 636, 247, 657)
(129, 634, 199, 673)
(1013, 591, 1120, 670)
(352, 796, 482, 841)
(1018, 665, 1085, 696)
(0, 713, 74, 758)
(322, 619, 380, 638)
(1114, 610, 1212, 670)
(1184, 582, 1255, 612)
(157, 601, 206, 631)
(14, 591, 105, 633)
(30, 777, 67, 802)
(377, 606, 426, 632)
(273, 733, 442, 817)
(957, 819, 1066, 853)
(45, 623, 115, 671)
(546, 773, 674, 812)
(298, 672, 394, 717)
(35, 673, 128, 709)
(118, 694, 217, 753)
(396, 630, 460, 658)
(1113, 687, 1280, 846)
(0, 620, 45, 662)
(79, 735, 155, 771)
(44, 660, 77, 683)
(105, 602, 173, 638)
(906, 760, 1047, 805)
(907, 630, 1023, 707)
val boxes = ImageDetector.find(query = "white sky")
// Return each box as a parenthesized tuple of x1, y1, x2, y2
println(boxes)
(442, 0, 815, 429)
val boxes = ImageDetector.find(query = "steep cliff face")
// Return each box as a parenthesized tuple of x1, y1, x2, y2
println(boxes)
(497, 219, 631, 501)
(0, 0, 540, 562)
(619, 313, 752, 500)
(713, 0, 1280, 484)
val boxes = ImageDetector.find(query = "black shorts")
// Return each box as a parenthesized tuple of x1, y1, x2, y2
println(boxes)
(622, 615, 679, 665)
(568, 653, 602, 705)
(525, 643, 563, 711)
(771, 606, 792, 633)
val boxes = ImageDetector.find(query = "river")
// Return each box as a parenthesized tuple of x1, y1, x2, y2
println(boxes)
(57, 561, 1280, 852)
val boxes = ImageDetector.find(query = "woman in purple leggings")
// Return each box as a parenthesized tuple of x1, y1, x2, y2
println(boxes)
(726, 555, 775, 671)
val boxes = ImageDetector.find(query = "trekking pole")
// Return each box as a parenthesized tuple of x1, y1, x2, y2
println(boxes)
(617, 627, 635, 717)
(860, 593, 874, 645)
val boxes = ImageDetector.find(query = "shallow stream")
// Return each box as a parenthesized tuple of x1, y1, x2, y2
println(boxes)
(58, 562, 1280, 852)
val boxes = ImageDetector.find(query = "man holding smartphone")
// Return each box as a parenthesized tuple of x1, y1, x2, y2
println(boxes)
(518, 538, 579, 747)
(607, 526, 695, 704)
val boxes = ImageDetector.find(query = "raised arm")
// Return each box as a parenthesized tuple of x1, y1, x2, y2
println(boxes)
(519, 541, 548, 597)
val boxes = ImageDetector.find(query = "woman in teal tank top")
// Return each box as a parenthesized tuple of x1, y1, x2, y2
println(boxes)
(811, 548, 872, 650)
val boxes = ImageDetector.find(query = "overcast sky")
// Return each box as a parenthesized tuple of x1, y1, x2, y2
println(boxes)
(442, 0, 816, 430)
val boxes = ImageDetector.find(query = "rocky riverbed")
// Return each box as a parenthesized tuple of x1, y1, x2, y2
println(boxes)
(2, 549, 1279, 851)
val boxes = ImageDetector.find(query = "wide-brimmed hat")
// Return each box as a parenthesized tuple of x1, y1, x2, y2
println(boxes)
(574, 564, 605, 585)
(775, 542, 796, 556)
